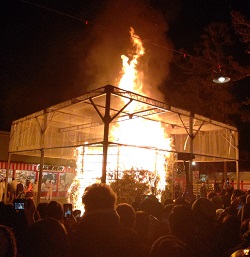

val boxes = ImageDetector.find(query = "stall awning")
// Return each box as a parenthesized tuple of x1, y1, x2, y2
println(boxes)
(0, 161, 75, 173)
(0, 162, 36, 171)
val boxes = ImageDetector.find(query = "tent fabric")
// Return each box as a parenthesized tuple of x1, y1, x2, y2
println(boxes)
(8, 85, 238, 162)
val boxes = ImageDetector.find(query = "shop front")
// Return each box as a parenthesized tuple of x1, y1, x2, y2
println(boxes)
(0, 162, 76, 198)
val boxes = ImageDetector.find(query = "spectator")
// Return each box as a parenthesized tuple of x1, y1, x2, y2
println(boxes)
(149, 234, 194, 257)
(22, 218, 70, 257)
(240, 219, 250, 237)
(32, 180, 38, 199)
(36, 203, 48, 219)
(46, 181, 53, 201)
(132, 195, 143, 211)
(246, 194, 250, 204)
(24, 180, 33, 199)
(213, 180, 221, 194)
(46, 201, 63, 221)
(9, 178, 18, 202)
(116, 203, 136, 229)
(224, 230, 250, 257)
(168, 204, 197, 249)
(222, 214, 241, 247)
(174, 182, 182, 199)
(7, 182, 11, 201)
(161, 203, 174, 234)
(207, 191, 217, 200)
(0, 203, 15, 229)
(227, 197, 244, 216)
(0, 179, 5, 202)
(240, 202, 250, 223)
(16, 182, 24, 199)
(134, 211, 151, 254)
(174, 196, 190, 206)
(231, 189, 245, 204)
(211, 195, 224, 210)
(210, 195, 225, 220)
(74, 183, 144, 257)
(0, 225, 17, 257)
(11, 198, 36, 255)
(138, 196, 163, 219)
(200, 182, 207, 198)
(74, 183, 121, 257)
(192, 197, 232, 257)
(137, 196, 165, 245)
(163, 198, 174, 206)
(222, 186, 234, 208)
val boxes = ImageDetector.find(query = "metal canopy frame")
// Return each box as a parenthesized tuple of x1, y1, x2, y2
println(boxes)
(7, 85, 239, 203)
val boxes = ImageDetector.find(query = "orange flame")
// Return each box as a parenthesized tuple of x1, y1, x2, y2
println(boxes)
(68, 27, 172, 212)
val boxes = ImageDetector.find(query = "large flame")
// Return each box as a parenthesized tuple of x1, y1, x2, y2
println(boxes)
(68, 28, 172, 213)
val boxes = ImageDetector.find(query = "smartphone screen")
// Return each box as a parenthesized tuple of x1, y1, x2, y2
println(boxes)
(13, 199, 25, 210)
(237, 204, 243, 211)
(63, 203, 72, 218)
(74, 210, 81, 218)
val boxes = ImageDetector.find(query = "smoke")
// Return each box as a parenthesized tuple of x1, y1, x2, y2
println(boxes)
(76, 0, 173, 101)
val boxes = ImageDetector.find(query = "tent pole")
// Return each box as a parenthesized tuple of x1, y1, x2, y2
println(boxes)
(189, 114, 194, 188)
(102, 86, 111, 183)
(36, 149, 44, 205)
(36, 110, 47, 205)
(4, 153, 11, 203)
(236, 131, 239, 189)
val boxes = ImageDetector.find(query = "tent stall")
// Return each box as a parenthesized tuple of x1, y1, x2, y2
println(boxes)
(7, 85, 239, 203)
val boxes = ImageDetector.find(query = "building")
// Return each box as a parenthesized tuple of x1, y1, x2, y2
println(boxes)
(0, 131, 75, 200)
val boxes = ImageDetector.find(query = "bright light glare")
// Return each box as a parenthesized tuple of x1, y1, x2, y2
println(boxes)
(243, 249, 249, 255)
(213, 76, 230, 84)
(192, 161, 196, 166)
(219, 77, 225, 82)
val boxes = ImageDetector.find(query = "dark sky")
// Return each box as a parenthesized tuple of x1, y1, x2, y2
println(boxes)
(1, 0, 249, 149)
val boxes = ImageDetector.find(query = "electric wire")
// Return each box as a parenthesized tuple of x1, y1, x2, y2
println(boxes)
(18, 0, 248, 75)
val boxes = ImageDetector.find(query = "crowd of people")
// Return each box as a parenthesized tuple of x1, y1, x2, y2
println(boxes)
(0, 178, 54, 203)
(0, 181, 250, 257)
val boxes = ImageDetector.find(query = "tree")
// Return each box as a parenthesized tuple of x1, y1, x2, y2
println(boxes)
(231, 11, 250, 55)
(109, 169, 150, 204)
(163, 17, 250, 125)
(231, 11, 250, 122)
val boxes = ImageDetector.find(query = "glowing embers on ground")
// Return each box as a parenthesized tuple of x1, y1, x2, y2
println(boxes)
(68, 27, 172, 211)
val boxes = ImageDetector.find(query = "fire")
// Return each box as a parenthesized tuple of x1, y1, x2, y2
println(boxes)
(119, 27, 145, 93)
(67, 146, 101, 213)
(68, 27, 172, 213)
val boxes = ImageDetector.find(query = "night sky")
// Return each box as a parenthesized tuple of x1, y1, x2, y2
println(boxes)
(1, 0, 249, 150)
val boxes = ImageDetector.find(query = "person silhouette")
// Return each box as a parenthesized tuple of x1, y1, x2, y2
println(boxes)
(46, 181, 53, 201)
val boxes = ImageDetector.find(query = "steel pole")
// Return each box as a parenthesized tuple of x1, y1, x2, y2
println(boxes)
(102, 86, 112, 183)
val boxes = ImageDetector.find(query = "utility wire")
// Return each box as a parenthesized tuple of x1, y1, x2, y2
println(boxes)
(19, 0, 247, 74)
(19, 0, 204, 61)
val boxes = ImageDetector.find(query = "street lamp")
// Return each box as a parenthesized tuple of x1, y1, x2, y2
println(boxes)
(213, 64, 230, 84)
(213, 75, 230, 84)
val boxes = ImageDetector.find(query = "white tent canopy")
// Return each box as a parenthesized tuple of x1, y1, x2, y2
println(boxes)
(7, 85, 239, 202)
